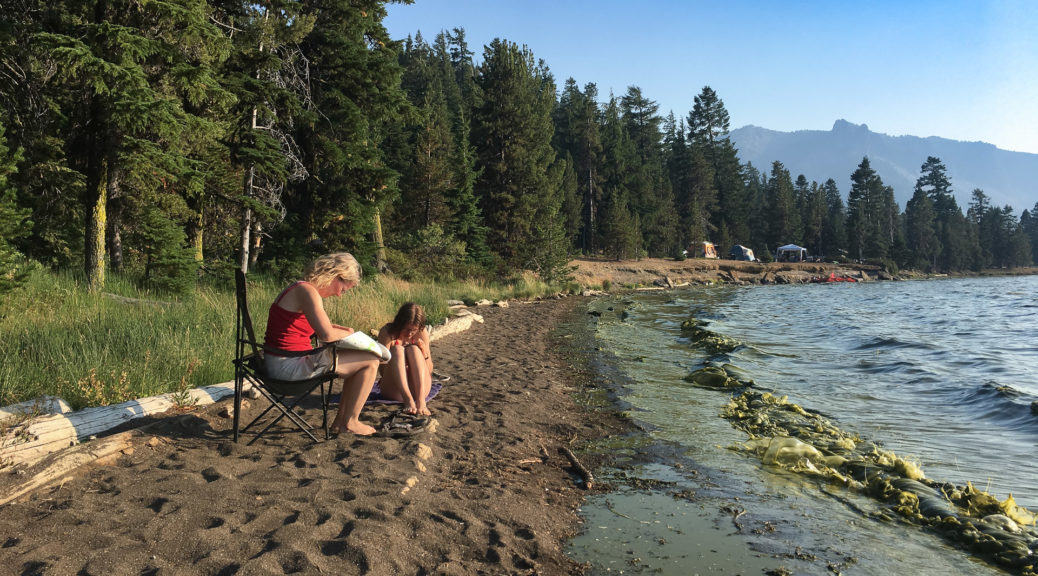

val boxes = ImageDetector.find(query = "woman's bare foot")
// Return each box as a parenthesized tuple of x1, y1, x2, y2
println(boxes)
(417, 404, 432, 416)
(331, 419, 376, 436)
(346, 422, 377, 435)
(404, 403, 418, 415)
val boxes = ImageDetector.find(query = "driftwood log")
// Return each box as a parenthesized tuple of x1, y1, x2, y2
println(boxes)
(0, 429, 140, 506)
(559, 446, 594, 490)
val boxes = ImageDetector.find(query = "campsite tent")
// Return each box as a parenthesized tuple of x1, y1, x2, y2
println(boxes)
(729, 244, 756, 261)
(776, 244, 807, 262)
(688, 241, 718, 259)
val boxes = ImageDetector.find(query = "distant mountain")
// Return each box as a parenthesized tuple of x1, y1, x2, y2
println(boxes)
(728, 120, 1038, 213)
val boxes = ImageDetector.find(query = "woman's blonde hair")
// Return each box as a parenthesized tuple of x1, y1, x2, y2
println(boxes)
(305, 253, 362, 290)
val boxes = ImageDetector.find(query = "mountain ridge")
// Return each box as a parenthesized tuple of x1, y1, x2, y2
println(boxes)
(728, 120, 1037, 212)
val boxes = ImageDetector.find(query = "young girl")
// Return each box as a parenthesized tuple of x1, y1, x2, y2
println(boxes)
(377, 303, 434, 415)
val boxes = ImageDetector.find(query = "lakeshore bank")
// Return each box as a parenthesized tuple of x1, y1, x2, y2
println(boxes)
(570, 256, 1038, 288)
(0, 297, 628, 575)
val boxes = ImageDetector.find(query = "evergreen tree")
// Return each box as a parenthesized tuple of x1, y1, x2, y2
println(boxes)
(34, 0, 232, 289)
(473, 39, 565, 275)
(821, 178, 847, 258)
(904, 186, 939, 270)
(803, 180, 826, 256)
(915, 156, 971, 270)
(558, 153, 582, 250)
(621, 86, 674, 256)
(552, 79, 601, 253)
(433, 30, 488, 267)
(847, 157, 893, 261)
(688, 86, 746, 248)
(291, 0, 405, 271)
(743, 162, 768, 255)
(598, 94, 641, 260)
(1020, 203, 1038, 263)
(764, 161, 799, 249)
(211, 0, 314, 272)
(0, 121, 33, 293)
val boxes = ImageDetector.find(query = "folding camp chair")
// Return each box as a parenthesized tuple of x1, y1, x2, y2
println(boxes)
(233, 270, 338, 444)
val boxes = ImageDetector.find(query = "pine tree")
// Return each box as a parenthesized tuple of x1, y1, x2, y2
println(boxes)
(553, 79, 601, 253)
(34, 0, 232, 290)
(764, 161, 799, 249)
(598, 94, 641, 260)
(289, 0, 405, 271)
(915, 156, 971, 270)
(821, 178, 847, 258)
(620, 86, 673, 256)
(904, 187, 939, 270)
(473, 39, 565, 275)
(0, 121, 32, 293)
(1020, 204, 1038, 263)
(803, 180, 826, 256)
(688, 86, 746, 249)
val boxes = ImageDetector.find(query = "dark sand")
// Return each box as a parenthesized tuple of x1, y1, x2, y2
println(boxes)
(0, 297, 628, 575)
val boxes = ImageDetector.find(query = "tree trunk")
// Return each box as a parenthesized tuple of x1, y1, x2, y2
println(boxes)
(190, 199, 203, 263)
(86, 159, 107, 292)
(249, 219, 262, 268)
(373, 208, 387, 272)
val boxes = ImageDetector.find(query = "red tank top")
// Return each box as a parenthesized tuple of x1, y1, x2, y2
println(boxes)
(264, 282, 315, 353)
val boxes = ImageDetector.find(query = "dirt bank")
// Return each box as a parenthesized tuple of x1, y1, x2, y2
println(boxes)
(570, 256, 888, 288)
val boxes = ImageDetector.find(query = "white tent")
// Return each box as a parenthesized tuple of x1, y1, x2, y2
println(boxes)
(776, 244, 807, 262)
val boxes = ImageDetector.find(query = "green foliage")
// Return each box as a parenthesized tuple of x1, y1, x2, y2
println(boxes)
(387, 223, 468, 282)
(0, 266, 568, 409)
(0, 122, 32, 293)
(136, 207, 199, 295)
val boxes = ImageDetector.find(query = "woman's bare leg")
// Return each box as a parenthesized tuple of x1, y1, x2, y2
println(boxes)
(379, 344, 417, 414)
(331, 351, 379, 435)
(405, 345, 432, 416)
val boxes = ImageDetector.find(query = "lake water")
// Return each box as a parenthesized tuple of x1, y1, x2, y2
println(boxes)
(568, 275, 1038, 575)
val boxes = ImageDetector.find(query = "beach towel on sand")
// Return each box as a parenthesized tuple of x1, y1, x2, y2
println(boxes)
(330, 380, 442, 406)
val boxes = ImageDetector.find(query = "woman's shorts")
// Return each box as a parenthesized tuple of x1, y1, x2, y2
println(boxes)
(264, 348, 334, 381)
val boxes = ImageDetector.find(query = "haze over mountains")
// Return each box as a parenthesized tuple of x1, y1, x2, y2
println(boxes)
(728, 120, 1038, 213)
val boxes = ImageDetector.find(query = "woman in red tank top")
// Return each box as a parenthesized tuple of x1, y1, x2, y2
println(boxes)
(264, 253, 379, 436)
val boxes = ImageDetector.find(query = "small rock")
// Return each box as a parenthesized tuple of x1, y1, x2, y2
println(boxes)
(415, 443, 433, 460)
(494, 300, 509, 308)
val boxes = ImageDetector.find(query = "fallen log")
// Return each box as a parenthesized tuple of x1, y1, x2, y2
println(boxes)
(559, 446, 594, 490)
(0, 429, 139, 506)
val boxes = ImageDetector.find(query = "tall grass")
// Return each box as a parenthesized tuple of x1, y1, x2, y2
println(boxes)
(0, 267, 567, 410)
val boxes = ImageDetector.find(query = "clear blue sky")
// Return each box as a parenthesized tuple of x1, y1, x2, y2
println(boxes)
(384, 0, 1038, 155)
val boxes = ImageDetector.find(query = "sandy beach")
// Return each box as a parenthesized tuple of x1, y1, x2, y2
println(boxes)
(0, 297, 628, 575)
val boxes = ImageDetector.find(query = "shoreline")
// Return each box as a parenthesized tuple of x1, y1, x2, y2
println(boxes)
(0, 297, 630, 575)
(569, 256, 1038, 288)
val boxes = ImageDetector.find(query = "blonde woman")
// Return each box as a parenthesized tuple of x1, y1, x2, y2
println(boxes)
(264, 253, 379, 436)
(377, 303, 434, 415)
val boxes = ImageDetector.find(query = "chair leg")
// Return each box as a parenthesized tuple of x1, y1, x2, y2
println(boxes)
(240, 377, 323, 445)
(246, 393, 321, 445)
(233, 370, 243, 443)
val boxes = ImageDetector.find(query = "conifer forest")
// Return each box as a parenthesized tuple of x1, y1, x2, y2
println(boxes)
(2, 0, 1036, 295)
